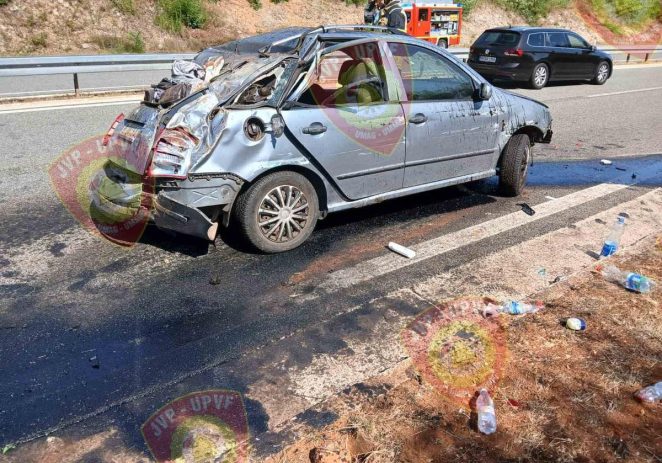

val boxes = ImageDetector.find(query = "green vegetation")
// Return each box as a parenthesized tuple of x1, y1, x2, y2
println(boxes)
(248, 0, 262, 9)
(460, 0, 480, 16)
(30, 32, 48, 48)
(493, 0, 570, 22)
(0, 0, 10, 6)
(111, 0, 136, 15)
(156, 0, 208, 33)
(92, 32, 146, 53)
(591, 0, 661, 26)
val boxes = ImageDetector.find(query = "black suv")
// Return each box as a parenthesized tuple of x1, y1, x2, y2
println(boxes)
(468, 27, 613, 89)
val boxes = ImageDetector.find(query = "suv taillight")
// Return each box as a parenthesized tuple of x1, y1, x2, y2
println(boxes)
(148, 128, 197, 179)
(504, 48, 524, 57)
(102, 113, 125, 146)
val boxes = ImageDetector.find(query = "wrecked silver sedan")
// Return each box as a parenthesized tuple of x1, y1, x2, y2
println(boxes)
(99, 26, 553, 253)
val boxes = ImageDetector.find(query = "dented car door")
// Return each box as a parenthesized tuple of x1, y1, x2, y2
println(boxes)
(282, 39, 406, 200)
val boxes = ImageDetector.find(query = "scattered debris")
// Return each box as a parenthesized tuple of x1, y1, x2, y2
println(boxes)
(634, 381, 662, 403)
(476, 389, 497, 435)
(565, 317, 587, 331)
(209, 275, 222, 285)
(545, 195, 557, 200)
(2, 444, 16, 454)
(482, 300, 543, 317)
(388, 242, 416, 259)
(599, 264, 656, 293)
(600, 159, 613, 165)
(518, 203, 536, 216)
(89, 355, 100, 369)
(600, 216, 625, 258)
(615, 167, 627, 172)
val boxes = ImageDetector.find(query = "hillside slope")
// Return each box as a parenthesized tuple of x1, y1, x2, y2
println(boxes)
(0, 0, 657, 56)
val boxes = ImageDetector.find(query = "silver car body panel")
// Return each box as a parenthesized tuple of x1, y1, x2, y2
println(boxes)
(99, 28, 553, 241)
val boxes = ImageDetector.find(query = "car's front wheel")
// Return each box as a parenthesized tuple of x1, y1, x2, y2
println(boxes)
(591, 61, 610, 85)
(233, 171, 319, 253)
(499, 134, 531, 196)
(530, 63, 549, 89)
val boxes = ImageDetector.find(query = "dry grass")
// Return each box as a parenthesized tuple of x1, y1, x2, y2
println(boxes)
(268, 238, 662, 463)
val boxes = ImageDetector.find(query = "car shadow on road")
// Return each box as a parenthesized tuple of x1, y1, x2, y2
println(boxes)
(493, 80, 594, 90)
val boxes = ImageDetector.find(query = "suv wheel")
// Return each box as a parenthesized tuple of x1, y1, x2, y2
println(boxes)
(592, 61, 610, 85)
(233, 171, 319, 253)
(499, 134, 531, 197)
(530, 63, 549, 89)
(437, 38, 448, 49)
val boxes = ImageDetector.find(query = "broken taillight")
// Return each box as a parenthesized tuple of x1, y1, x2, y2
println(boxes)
(148, 128, 197, 179)
(102, 113, 125, 146)
(504, 48, 524, 57)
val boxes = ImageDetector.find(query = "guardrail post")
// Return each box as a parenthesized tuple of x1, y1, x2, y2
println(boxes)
(73, 72, 80, 97)
(645, 53, 649, 63)
(626, 53, 630, 63)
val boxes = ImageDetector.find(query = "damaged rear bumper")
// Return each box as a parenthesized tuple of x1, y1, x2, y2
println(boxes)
(92, 162, 245, 241)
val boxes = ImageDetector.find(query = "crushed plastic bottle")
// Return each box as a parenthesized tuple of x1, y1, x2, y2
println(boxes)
(600, 265, 656, 293)
(600, 216, 626, 258)
(476, 389, 497, 435)
(634, 382, 662, 403)
(565, 317, 586, 331)
(482, 300, 543, 317)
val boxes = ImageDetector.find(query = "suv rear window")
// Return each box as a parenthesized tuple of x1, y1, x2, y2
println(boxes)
(476, 31, 521, 47)
(527, 32, 545, 47)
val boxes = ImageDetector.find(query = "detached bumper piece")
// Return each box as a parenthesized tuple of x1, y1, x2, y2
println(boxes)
(153, 195, 219, 241)
(542, 129, 553, 144)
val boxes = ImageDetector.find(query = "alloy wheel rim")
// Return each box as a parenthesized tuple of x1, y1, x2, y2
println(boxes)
(534, 67, 547, 87)
(598, 64, 609, 82)
(257, 185, 309, 243)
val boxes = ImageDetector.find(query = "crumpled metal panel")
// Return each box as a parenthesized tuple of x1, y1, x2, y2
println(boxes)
(107, 104, 162, 175)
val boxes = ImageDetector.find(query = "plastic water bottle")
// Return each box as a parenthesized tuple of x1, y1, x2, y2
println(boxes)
(600, 216, 626, 258)
(482, 300, 543, 317)
(635, 382, 662, 403)
(600, 265, 656, 293)
(476, 389, 496, 435)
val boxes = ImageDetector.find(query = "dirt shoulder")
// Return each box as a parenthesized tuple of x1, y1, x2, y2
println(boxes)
(266, 236, 662, 463)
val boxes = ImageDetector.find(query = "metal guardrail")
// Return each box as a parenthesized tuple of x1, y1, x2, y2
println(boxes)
(0, 45, 659, 97)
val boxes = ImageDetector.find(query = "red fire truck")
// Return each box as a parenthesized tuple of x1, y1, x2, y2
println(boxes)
(401, 1, 463, 48)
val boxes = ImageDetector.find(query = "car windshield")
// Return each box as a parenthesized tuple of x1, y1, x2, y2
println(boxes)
(476, 31, 521, 47)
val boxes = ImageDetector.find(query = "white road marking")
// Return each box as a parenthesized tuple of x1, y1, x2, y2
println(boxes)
(0, 99, 141, 115)
(587, 86, 662, 98)
(311, 181, 643, 296)
(0, 84, 147, 98)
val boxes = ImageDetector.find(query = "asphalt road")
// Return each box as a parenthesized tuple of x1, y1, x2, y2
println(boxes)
(0, 65, 661, 459)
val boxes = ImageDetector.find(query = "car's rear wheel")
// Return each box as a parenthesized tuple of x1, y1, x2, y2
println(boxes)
(437, 38, 448, 49)
(499, 134, 531, 197)
(530, 63, 549, 89)
(233, 171, 319, 253)
(591, 61, 610, 85)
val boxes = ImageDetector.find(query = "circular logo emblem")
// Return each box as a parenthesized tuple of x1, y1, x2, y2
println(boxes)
(48, 135, 153, 246)
(142, 390, 249, 463)
(402, 297, 508, 406)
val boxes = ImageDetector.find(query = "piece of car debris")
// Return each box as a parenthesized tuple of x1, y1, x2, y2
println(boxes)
(600, 159, 613, 165)
(388, 242, 416, 259)
(545, 195, 557, 200)
(518, 203, 536, 216)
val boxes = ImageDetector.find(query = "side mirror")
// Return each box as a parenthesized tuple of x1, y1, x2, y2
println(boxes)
(478, 82, 492, 101)
(590, 44, 596, 51)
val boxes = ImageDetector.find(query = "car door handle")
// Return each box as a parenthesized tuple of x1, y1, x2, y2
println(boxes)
(409, 114, 428, 124)
(302, 123, 327, 135)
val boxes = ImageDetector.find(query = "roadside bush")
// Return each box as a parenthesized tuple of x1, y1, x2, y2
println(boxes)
(30, 32, 48, 48)
(591, 0, 661, 25)
(156, 0, 207, 33)
(248, 0, 262, 9)
(0, 0, 10, 6)
(111, 0, 136, 15)
(344, 0, 363, 6)
(460, 0, 480, 16)
(493, 0, 570, 23)
(91, 32, 145, 53)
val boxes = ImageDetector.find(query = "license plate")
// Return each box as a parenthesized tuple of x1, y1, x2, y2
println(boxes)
(478, 56, 497, 63)
(119, 126, 142, 143)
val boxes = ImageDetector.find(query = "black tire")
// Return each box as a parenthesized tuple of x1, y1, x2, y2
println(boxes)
(233, 171, 319, 253)
(529, 63, 549, 89)
(591, 60, 610, 85)
(437, 39, 448, 49)
(499, 134, 531, 197)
